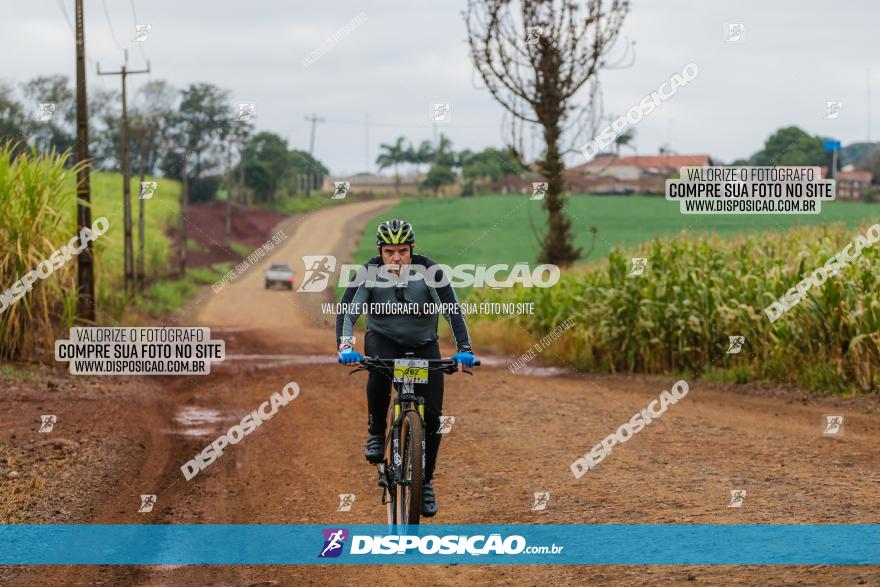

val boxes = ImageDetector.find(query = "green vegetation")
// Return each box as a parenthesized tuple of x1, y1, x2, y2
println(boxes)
(0, 142, 183, 358)
(0, 144, 80, 358)
(135, 262, 232, 315)
(471, 222, 880, 395)
(0, 364, 42, 382)
(354, 194, 880, 269)
(186, 263, 231, 285)
(135, 279, 197, 316)
(80, 171, 181, 313)
(229, 241, 252, 258)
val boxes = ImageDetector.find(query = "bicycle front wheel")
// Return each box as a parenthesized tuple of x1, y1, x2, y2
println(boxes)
(395, 410, 424, 528)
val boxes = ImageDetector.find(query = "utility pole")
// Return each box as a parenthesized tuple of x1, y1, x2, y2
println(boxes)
(97, 49, 150, 296)
(135, 124, 147, 293)
(225, 136, 233, 242)
(364, 113, 370, 173)
(74, 0, 95, 322)
(179, 147, 189, 276)
(304, 113, 324, 197)
(239, 138, 246, 205)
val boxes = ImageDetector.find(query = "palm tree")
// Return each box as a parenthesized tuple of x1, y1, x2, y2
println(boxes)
(434, 133, 455, 167)
(376, 136, 407, 193)
(414, 140, 433, 176)
(614, 128, 636, 157)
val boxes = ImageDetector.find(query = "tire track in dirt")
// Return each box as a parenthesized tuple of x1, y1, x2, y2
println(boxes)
(9, 198, 880, 586)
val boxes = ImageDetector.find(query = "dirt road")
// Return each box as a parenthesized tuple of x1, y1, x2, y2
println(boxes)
(3, 199, 880, 586)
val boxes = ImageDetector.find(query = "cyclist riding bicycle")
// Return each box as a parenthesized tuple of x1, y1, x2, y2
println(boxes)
(335, 219, 477, 517)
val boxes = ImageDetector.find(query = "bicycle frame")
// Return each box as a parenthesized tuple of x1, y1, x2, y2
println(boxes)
(349, 355, 478, 528)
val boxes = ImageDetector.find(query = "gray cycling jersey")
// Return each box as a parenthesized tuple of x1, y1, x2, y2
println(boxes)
(335, 254, 472, 351)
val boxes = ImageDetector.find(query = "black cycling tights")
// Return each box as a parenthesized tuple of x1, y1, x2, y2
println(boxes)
(364, 330, 443, 483)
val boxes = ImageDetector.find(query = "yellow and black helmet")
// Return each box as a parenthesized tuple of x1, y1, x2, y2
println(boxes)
(376, 219, 415, 245)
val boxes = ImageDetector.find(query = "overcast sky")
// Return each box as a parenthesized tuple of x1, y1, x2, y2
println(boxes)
(5, 1, 879, 174)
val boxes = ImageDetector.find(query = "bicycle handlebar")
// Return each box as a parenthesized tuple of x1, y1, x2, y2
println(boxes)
(359, 357, 481, 367)
(349, 356, 480, 376)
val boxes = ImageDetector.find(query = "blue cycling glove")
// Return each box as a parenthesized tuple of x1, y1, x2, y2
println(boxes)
(451, 351, 477, 367)
(338, 347, 363, 365)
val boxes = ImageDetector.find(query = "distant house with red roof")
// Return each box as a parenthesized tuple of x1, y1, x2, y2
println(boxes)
(835, 170, 873, 200)
(817, 166, 873, 200)
(564, 154, 714, 195)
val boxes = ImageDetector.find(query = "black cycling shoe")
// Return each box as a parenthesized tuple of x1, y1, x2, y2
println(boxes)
(421, 482, 438, 517)
(364, 434, 384, 464)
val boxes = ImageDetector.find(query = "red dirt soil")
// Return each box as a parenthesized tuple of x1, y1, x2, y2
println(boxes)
(166, 201, 289, 267)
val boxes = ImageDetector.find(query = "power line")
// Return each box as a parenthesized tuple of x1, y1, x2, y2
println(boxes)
(58, 0, 96, 66)
(101, 0, 125, 52)
(98, 49, 151, 294)
(304, 113, 326, 197)
(129, 0, 150, 70)
(319, 116, 501, 129)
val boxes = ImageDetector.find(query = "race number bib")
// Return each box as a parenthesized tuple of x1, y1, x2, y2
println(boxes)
(393, 359, 429, 384)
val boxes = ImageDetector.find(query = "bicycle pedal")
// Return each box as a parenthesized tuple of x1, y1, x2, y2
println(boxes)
(377, 469, 388, 488)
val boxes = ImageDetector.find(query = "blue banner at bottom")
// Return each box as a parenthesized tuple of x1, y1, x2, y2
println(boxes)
(1, 524, 878, 565)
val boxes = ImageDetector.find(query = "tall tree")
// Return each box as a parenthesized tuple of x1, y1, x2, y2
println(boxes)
(20, 75, 76, 158)
(749, 126, 827, 167)
(376, 136, 408, 193)
(466, 0, 631, 266)
(422, 165, 456, 196)
(614, 127, 636, 156)
(243, 131, 290, 202)
(173, 83, 232, 185)
(433, 133, 456, 167)
(131, 80, 177, 177)
(460, 147, 524, 183)
(413, 140, 434, 175)
(0, 81, 28, 158)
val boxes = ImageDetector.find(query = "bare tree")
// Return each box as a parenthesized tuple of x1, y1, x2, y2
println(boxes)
(465, 0, 631, 266)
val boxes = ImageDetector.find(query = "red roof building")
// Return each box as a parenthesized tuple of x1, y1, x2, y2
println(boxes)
(565, 154, 714, 194)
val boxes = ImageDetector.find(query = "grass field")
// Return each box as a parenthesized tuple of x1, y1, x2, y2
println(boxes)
(84, 172, 181, 311)
(353, 194, 880, 268)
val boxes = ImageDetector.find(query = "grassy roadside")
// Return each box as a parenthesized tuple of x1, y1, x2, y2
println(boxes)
(470, 221, 880, 395)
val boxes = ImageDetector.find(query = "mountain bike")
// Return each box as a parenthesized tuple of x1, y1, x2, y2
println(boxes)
(348, 354, 479, 529)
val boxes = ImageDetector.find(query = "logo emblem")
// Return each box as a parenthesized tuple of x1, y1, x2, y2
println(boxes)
(726, 335, 745, 354)
(298, 255, 337, 292)
(532, 491, 550, 511)
(531, 182, 547, 200)
(138, 494, 157, 513)
(237, 103, 256, 122)
(628, 257, 648, 277)
(319, 528, 348, 558)
(139, 181, 157, 200)
(525, 26, 543, 46)
(438, 416, 455, 434)
(824, 101, 842, 120)
(431, 103, 450, 122)
(39, 414, 57, 433)
(337, 494, 356, 512)
(728, 489, 746, 508)
(134, 24, 152, 42)
(37, 103, 56, 122)
(725, 23, 744, 42)
(823, 415, 843, 435)
(332, 181, 350, 200)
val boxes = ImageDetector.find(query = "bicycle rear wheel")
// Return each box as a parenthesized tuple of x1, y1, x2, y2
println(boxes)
(395, 410, 423, 528)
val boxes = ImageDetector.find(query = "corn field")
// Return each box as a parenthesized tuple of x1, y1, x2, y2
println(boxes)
(472, 223, 880, 394)
(0, 143, 83, 360)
